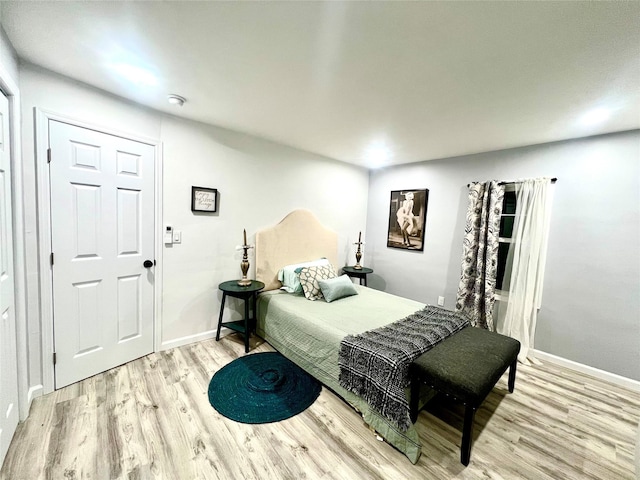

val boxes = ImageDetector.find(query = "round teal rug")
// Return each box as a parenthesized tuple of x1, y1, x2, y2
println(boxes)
(208, 352, 322, 424)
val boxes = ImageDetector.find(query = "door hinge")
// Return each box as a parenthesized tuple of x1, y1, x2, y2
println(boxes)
(53, 352, 57, 365)
(47, 147, 52, 163)
(50, 252, 54, 266)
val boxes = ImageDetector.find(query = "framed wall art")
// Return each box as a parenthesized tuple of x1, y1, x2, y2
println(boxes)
(387, 189, 429, 251)
(191, 186, 218, 213)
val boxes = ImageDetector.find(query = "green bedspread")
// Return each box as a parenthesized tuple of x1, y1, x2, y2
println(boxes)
(256, 286, 431, 464)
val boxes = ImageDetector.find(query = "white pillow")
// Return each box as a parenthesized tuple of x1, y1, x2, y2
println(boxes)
(277, 258, 330, 293)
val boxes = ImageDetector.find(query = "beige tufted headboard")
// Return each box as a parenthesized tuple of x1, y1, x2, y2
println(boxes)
(255, 209, 338, 291)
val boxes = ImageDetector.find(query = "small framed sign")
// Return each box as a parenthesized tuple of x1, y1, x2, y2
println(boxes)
(191, 186, 218, 213)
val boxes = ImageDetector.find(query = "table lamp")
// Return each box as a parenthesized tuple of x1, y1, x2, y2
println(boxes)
(354, 231, 364, 269)
(236, 229, 254, 286)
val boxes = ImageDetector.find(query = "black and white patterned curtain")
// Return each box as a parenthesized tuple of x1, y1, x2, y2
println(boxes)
(455, 181, 504, 330)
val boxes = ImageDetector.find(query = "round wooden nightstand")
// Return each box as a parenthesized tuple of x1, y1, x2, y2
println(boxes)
(216, 280, 265, 353)
(342, 266, 373, 287)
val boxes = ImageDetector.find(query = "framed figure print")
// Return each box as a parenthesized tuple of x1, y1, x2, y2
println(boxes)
(191, 186, 218, 213)
(387, 189, 429, 251)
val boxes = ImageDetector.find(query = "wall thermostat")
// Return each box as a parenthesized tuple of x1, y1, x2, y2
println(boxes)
(164, 225, 173, 244)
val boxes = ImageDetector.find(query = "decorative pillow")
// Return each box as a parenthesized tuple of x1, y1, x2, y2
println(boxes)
(277, 258, 330, 293)
(318, 275, 358, 303)
(298, 264, 337, 300)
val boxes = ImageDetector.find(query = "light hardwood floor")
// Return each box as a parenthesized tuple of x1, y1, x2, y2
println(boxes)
(2, 335, 638, 479)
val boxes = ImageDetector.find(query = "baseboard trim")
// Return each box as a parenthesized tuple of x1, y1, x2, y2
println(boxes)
(160, 330, 216, 351)
(27, 385, 43, 405)
(532, 349, 640, 392)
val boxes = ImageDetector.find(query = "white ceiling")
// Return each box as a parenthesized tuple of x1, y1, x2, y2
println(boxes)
(2, 1, 639, 168)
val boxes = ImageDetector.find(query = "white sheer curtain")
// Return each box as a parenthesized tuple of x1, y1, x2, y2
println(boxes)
(498, 178, 553, 363)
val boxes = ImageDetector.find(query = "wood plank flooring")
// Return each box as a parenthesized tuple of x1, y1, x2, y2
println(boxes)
(2, 335, 638, 479)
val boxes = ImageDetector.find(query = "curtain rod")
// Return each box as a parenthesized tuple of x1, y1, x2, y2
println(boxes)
(467, 178, 557, 187)
(499, 177, 557, 186)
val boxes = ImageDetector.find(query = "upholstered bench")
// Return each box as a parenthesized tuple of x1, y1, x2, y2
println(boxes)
(409, 326, 520, 466)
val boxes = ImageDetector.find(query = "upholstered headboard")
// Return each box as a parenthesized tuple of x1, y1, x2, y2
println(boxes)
(255, 209, 339, 291)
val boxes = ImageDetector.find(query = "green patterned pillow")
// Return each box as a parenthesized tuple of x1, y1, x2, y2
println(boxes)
(299, 264, 337, 301)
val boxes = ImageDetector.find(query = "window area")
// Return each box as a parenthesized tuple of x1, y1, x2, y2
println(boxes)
(496, 186, 516, 294)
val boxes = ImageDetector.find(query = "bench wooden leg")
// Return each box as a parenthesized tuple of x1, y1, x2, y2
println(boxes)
(461, 406, 476, 466)
(508, 359, 517, 393)
(409, 379, 420, 423)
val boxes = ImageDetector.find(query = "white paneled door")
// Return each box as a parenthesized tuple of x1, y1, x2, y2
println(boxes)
(49, 121, 155, 389)
(0, 92, 19, 465)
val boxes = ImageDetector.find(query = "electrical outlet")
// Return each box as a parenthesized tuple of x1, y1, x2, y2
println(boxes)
(437, 296, 445, 307)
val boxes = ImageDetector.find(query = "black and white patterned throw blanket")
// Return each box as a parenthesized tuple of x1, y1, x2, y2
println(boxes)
(338, 305, 470, 431)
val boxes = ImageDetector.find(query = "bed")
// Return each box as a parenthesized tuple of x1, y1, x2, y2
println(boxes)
(254, 209, 443, 463)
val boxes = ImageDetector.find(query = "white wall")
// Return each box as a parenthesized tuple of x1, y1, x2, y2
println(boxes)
(0, 22, 18, 83)
(18, 64, 369, 393)
(366, 130, 640, 381)
(160, 116, 368, 347)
